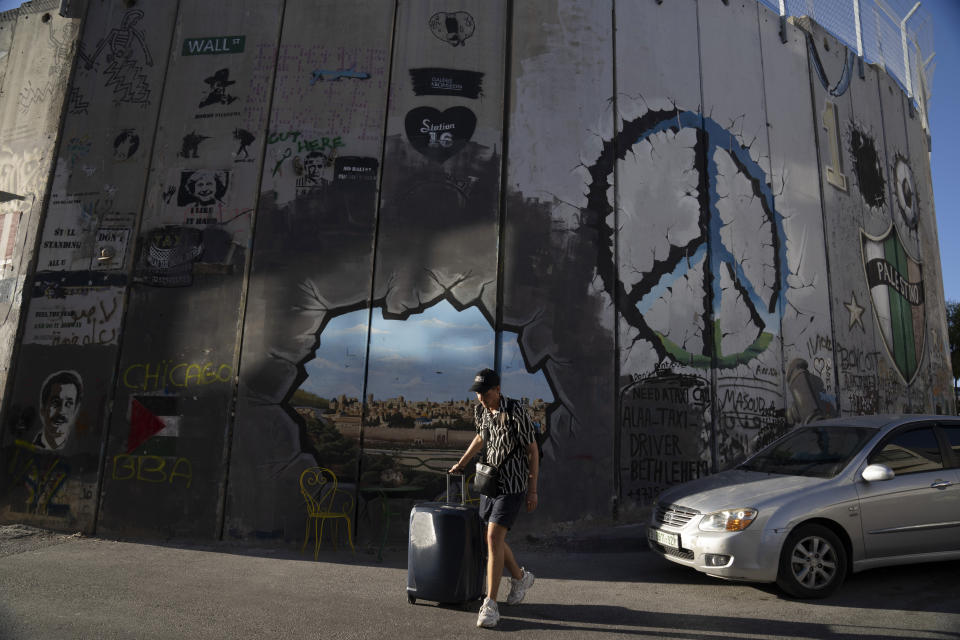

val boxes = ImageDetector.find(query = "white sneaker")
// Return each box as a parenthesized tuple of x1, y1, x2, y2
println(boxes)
(506, 568, 535, 605)
(477, 597, 500, 628)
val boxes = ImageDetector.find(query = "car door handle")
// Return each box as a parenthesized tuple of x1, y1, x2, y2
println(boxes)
(930, 480, 952, 489)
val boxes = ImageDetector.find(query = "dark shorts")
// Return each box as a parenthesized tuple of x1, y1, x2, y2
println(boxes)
(478, 491, 525, 530)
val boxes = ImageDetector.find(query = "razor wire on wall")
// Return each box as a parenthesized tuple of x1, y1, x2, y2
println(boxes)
(759, 0, 934, 129)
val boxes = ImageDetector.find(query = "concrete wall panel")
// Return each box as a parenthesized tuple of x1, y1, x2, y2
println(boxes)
(360, 0, 507, 517)
(0, 2, 83, 526)
(874, 72, 924, 411)
(0, 3, 80, 419)
(226, 0, 394, 541)
(0, 0, 178, 534)
(38, 1, 177, 274)
(0, 1, 952, 541)
(758, 12, 838, 430)
(846, 63, 899, 413)
(803, 21, 880, 417)
(699, 0, 784, 467)
(374, 0, 505, 321)
(904, 96, 954, 414)
(613, 0, 711, 509)
(96, 0, 284, 539)
(0, 9, 17, 91)
(504, 0, 614, 523)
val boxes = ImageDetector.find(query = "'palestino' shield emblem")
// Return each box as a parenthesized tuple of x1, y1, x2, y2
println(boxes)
(861, 224, 925, 384)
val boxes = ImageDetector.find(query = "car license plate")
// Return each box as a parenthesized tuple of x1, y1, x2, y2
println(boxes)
(649, 527, 679, 549)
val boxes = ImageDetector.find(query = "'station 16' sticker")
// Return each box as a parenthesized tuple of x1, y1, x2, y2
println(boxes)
(404, 106, 476, 163)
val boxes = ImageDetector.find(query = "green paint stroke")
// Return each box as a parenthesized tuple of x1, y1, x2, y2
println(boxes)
(656, 324, 774, 369)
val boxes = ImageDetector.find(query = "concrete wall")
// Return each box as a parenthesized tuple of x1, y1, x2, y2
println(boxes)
(0, 0, 83, 528)
(0, 0, 952, 543)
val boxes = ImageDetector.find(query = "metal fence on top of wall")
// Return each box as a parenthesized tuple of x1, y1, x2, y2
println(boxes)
(760, 0, 935, 129)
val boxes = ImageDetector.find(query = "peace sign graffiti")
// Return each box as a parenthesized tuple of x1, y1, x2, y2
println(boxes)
(588, 109, 791, 368)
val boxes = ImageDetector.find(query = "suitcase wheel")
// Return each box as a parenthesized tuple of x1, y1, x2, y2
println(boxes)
(407, 593, 416, 605)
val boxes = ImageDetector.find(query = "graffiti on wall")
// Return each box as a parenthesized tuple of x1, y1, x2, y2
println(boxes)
(111, 454, 192, 488)
(233, 129, 255, 161)
(113, 129, 141, 161)
(182, 36, 245, 57)
(594, 108, 790, 369)
(294, 301, 552, 494)
(126, 394, 181, 454)
(198, 68, 239, 109)
(4, 444, 72, 517)
(404, 107, 476, 164)
(892, 154, 918, 230)
(0, 0, 953, 543)
(265, 130, 350, 202)
(861, 224, 925, 385)
(848, 125, 886, 209)
(178, 131, 211, 159)
(38, 189, 135, 272)
(428, 11, 475, 48)
(30, 369, 83, 452)
(310, 68, 369, 84)
(12, 20, 78, 116)
(269, 44, 390, 141)
(805, 30, 854, 99)
(0, 211, 21, 268)
(77, 9, 153, 105)
(133, 224, 241, 287)
(0, 146, 47, 199)
(618, 366, 710, 503)
(122, 361, 233, 392)
(409, 68, 483, 99)
(23, 276, 123, 347)
(784, 358, 836, 425)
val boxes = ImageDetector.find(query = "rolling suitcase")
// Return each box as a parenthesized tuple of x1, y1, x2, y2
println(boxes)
(406, 473, 485, 605)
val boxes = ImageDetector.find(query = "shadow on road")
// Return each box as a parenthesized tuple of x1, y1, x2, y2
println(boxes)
(499, 603, 960, 638)
(5, 522, 959, 618)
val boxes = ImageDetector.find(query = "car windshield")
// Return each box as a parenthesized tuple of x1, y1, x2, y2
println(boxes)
(737, 426, 878, 478)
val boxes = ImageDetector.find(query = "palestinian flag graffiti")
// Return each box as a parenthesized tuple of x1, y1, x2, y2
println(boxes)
(861, 225, 925, 384)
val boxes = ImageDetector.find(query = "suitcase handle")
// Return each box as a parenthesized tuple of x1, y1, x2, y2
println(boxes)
(446, 472, 466, 505)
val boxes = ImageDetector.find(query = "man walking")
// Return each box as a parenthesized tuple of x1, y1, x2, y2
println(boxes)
(449, 368, 539, 628)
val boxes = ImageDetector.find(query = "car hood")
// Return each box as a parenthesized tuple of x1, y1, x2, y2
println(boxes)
(656, 469, 828, 513)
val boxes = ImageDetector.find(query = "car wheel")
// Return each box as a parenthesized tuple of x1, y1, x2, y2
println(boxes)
(775, 523, 847, 599)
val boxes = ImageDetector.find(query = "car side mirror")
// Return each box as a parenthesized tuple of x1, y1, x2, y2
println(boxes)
(862, 464, 894, 482)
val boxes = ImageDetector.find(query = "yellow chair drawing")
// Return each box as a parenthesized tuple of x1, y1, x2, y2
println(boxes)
(299, 467, 355, 559)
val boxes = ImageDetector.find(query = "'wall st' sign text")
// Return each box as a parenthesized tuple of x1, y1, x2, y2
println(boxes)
(182, 36, 246, 56)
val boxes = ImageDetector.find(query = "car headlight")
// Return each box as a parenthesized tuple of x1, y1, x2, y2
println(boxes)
(698, 508, 758, 532)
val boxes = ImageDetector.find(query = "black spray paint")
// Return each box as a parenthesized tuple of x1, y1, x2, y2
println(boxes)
(849, 127, 886, 208)
(409, 68, 484, 99)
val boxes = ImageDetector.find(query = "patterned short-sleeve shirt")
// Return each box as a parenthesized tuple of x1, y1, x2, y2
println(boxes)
(475, 395, 535, 495)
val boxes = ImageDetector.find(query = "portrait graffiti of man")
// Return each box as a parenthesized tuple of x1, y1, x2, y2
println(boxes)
(295, 151, 330, 193)
(35, 370, 83, 451)
(198, 68, 238, 108)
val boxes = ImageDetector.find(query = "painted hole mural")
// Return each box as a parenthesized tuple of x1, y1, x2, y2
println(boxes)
(293, 302, 553, 494)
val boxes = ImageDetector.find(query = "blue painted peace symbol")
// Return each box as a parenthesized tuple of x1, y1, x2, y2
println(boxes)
(588, 109, 791, 368)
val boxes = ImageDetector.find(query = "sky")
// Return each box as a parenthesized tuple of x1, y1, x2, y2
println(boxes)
(301, 302, 554, 403)
(924, 0, 960, 305)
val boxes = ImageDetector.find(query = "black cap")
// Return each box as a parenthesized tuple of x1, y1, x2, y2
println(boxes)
(469, 368, 500, 393)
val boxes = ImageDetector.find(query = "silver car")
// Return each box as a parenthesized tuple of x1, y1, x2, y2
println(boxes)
(647, 415, 960, 598)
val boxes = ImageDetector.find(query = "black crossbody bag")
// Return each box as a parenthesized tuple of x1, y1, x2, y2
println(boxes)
(474, 416, 520, 498)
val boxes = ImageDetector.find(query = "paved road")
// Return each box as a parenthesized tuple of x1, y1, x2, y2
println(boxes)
(0, 526, 958, 639)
